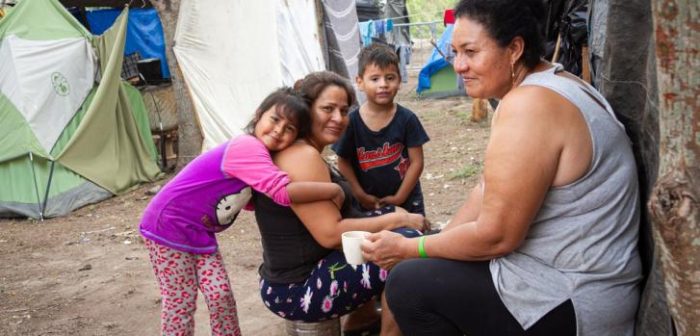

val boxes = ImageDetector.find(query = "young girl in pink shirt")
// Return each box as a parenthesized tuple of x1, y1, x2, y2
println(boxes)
(140, 87, 343, 336)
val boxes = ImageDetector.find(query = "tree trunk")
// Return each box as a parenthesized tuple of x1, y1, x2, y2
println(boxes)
(648, 0, 700, 335)
(149, 0, 202, 167)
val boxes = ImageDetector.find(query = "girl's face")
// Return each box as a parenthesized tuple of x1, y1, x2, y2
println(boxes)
(253, 105, 299, 152)
(307, 85, 350, 151)
(451, 17, 514, 99)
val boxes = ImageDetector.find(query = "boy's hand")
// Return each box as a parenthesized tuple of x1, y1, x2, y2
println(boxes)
(358, 193, 380, 210)
(379, 195, 402, 207)
(331, 185, 345, 210)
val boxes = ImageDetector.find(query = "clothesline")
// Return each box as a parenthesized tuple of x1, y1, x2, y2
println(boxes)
(392, 20, 441, 28)
(358, 9, 447, 24)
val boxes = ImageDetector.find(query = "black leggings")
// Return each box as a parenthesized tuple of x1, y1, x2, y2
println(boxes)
(385, 259, 576, 336)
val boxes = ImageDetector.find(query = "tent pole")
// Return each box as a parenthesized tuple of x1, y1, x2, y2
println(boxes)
(41, 160, 56, 219)
(28, 152, 44, 221)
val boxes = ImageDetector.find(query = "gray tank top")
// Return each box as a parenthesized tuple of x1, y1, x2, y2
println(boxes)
(489, 64, 642, 336)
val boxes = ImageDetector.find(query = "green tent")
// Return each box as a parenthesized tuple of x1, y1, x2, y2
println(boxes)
(0, 0, 160, 219)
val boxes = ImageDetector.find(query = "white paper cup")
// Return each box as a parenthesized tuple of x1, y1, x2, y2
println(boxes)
(342, 231, 370, 266)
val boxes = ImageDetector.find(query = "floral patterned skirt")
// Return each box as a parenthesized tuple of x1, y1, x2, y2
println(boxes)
(259, 227, 421, 322)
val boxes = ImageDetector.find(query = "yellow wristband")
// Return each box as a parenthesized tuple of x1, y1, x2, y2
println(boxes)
(418, 236, 428, 258)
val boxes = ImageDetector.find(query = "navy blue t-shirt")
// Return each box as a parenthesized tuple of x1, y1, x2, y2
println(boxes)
(332, 104, 430, 214)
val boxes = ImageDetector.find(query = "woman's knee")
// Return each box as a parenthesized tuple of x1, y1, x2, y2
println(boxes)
(385, 260, 426, 308)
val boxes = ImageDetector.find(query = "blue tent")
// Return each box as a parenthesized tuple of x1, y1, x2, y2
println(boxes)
(416, 24, 464, 98)
(86, 8, 170, 79)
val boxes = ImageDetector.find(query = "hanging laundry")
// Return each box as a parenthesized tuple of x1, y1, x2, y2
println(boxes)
(396, 44, 411, 83)
(374, 19, 385, 36)
(444, 9, 455, 26)
(386, 18, 394, 32)
(359, 20, 374, 46)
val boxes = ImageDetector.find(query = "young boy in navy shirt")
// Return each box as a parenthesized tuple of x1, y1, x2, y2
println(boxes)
(332, 43, 430, 215)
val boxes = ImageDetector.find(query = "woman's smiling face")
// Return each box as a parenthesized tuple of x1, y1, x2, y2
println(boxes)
(307, 85, 350, 150)
(451, 17, 514, 99)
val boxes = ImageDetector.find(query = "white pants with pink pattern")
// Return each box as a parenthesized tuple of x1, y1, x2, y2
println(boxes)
(144, 238, 241, 336)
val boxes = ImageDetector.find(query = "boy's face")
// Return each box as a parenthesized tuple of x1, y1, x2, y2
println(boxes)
(357, 63, 400, 106)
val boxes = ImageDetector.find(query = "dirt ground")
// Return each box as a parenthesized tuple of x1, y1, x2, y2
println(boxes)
(0, 59, 491, 335)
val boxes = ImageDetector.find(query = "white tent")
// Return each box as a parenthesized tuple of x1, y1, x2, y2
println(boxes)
(174, 0, 361, 151)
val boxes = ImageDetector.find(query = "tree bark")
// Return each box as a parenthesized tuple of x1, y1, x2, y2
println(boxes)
(149, 0, 202, 167)
(648, 0, 700, 335)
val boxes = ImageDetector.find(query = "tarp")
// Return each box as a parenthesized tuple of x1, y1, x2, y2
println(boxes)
(417, 24, 463, 98)
(174, 0, 326, 150)
(321, 0, 364, 104)
(85, 8, 170, 79)
(0, 0, 159, 219)
(56, 9, 161, 193)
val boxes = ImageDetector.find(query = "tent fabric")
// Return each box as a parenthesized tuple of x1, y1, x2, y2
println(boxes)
(0, 153, 112, 218)
(0, 35, 96, 154)
(321, 0, 364, 104)
(0, 0, 160, 219)
(0, 0, 95, 159)
(417, 24, 454, 93)
(174, 0, 326, 150)
(0, 0, 90, 40)
(85, 8, 170, 79)
(384, 0, 410, 46)
(56, 8, 160, 194)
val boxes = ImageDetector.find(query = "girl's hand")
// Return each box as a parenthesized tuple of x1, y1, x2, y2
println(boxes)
(361, 231, 407, 270)
(400, 213, 426, 231)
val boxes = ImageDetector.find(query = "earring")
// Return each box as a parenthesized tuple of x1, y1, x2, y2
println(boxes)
(511, 63, 515, 80)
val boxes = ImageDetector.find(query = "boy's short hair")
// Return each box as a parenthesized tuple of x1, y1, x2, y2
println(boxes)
(357, 43, 400, 79)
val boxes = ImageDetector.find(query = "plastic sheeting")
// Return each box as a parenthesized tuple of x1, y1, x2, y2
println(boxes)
(174, 0, 325, 150)
(321, 0, 364, 104)
(417, 24, 453, 93)
(86, 8, 170, 79)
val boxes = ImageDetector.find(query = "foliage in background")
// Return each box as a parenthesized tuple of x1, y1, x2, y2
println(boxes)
(405, 0, 456, 39)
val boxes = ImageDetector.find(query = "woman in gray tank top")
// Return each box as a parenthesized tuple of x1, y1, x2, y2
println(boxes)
(361, 1, 642, 335)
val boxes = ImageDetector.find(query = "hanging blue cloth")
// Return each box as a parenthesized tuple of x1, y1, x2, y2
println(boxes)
(86, 8, 171, 79)
(358, 20, 374, 46)
(417, 24, 455, 93)
(386, 18, 394, 32)
(374, 19, 385, 36)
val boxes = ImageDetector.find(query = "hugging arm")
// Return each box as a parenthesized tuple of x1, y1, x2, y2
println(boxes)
(274, 144, 424, 249)
(287, 182, 345, 209)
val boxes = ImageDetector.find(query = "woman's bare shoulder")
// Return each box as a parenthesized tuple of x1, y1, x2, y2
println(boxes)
(274, 142, 329, 182)
(275, 142, 319, 162)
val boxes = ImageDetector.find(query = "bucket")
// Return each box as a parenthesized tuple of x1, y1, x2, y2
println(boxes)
(284, 318, 341, 336)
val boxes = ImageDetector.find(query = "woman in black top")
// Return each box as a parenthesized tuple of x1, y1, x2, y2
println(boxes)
(253, 71, 425, 332)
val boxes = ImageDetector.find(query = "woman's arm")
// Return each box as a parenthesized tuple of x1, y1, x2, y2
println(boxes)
(442, 179, 483, 231)
(274, 143, 423, 249)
